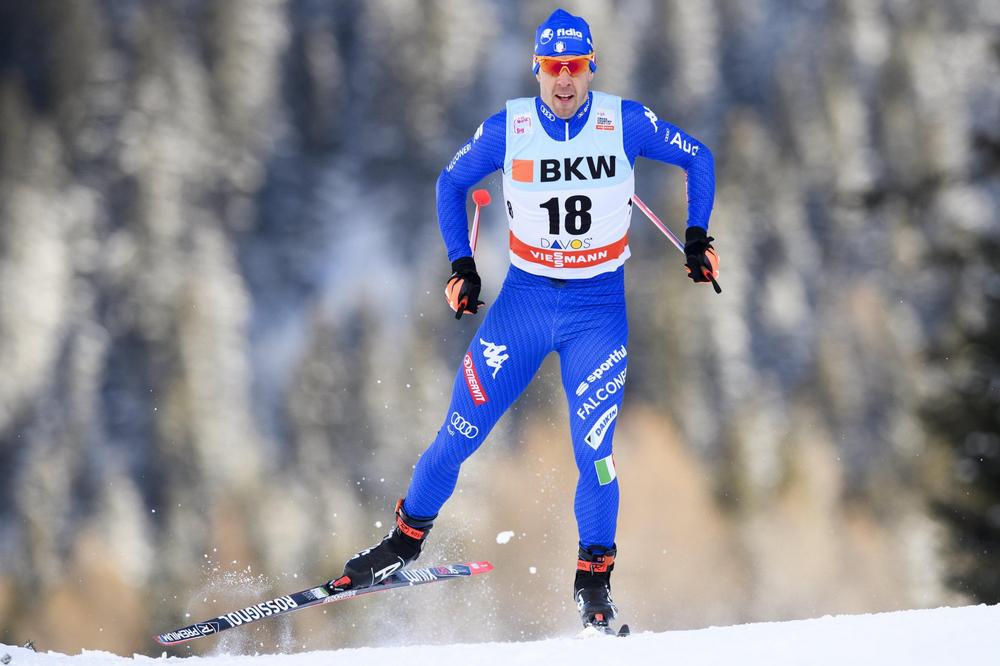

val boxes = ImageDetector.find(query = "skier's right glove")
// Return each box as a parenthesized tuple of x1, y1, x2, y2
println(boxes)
(445, 256, 485, 319)
(683, 226, 721, 293)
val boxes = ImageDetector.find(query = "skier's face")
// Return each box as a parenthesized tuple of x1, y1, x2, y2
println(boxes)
(536, 59, 593, 119)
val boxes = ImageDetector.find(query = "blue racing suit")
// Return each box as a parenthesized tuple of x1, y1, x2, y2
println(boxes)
(405, 91, 714, 551)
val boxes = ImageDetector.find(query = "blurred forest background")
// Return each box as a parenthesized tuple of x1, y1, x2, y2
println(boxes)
(1, 0, 998, 656)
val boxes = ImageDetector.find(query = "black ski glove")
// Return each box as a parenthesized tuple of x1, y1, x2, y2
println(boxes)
(445, 256, 485, 319)
(684, 227, 721, 293)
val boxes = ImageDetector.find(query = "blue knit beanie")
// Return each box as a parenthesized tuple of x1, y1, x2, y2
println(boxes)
(533, 9, 597, 73)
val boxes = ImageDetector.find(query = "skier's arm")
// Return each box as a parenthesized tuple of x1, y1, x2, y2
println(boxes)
(622, 100, 715, 232)
(437, 110, 507, 261)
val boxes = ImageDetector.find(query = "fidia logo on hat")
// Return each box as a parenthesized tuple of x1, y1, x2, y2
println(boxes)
(533, 9, 597, 72)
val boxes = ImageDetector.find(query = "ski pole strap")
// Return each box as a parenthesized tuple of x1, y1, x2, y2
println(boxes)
(396, 515, 426, 540)
(394, 498, 435, 540)
(577, 553, 615, 573)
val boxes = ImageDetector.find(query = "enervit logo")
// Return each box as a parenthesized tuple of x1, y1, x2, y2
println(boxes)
(449, 412, 479, 439)
(480, 338, 509, 378)
(463, 352, 488, 405)
(584, 405, 618, 450)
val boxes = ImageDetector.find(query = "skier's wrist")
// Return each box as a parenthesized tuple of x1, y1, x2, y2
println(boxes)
(451, 256, 477, 276)
(684, 226, 707, 243)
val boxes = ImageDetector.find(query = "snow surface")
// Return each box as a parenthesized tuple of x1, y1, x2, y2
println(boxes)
(3, 605, 998, 666)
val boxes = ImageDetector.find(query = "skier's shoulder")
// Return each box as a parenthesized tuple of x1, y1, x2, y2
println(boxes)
(444, 107, 507, 175)
(474, 106, 508, 139)
(620, 98, 666, 130)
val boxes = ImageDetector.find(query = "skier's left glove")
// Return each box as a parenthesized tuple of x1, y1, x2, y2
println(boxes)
(445, 256, 485, 319)
(684, 226, 721, 292)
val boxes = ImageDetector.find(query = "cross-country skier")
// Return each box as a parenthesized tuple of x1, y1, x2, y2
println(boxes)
(331, 8, 718, 630)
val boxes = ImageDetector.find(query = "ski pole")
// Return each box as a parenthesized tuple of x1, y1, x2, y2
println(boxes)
(470, 189, 491, 254)
(631, 194, 722, 294)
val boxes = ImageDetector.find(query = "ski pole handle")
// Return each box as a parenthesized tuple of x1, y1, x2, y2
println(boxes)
(470, 189, 491, 254)
(631, 194, 721, 294)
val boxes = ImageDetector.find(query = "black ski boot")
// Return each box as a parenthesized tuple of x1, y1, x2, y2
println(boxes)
(574, 544, 626, 635)
(331, 499, 435, 590)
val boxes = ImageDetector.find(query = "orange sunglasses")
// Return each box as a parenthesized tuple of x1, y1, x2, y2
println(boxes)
(534, 53, 595, 77)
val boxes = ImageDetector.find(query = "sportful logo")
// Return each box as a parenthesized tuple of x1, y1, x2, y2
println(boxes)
(449, 412, 479, 439)
(576, 368, 627, 420)
(463, 352, 488, 405)
(480, 338, 509, 378)
(539, 28, 554, 44)
(584, 405, 618, 450)
(576, 345, 627, 395)
(590, 345, 627, 383)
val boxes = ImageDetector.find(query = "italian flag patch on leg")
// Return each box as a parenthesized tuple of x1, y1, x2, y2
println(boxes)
(594, 454, 617, 485)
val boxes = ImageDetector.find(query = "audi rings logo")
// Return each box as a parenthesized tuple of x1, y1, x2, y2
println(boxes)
(449, 412, 479, 439)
